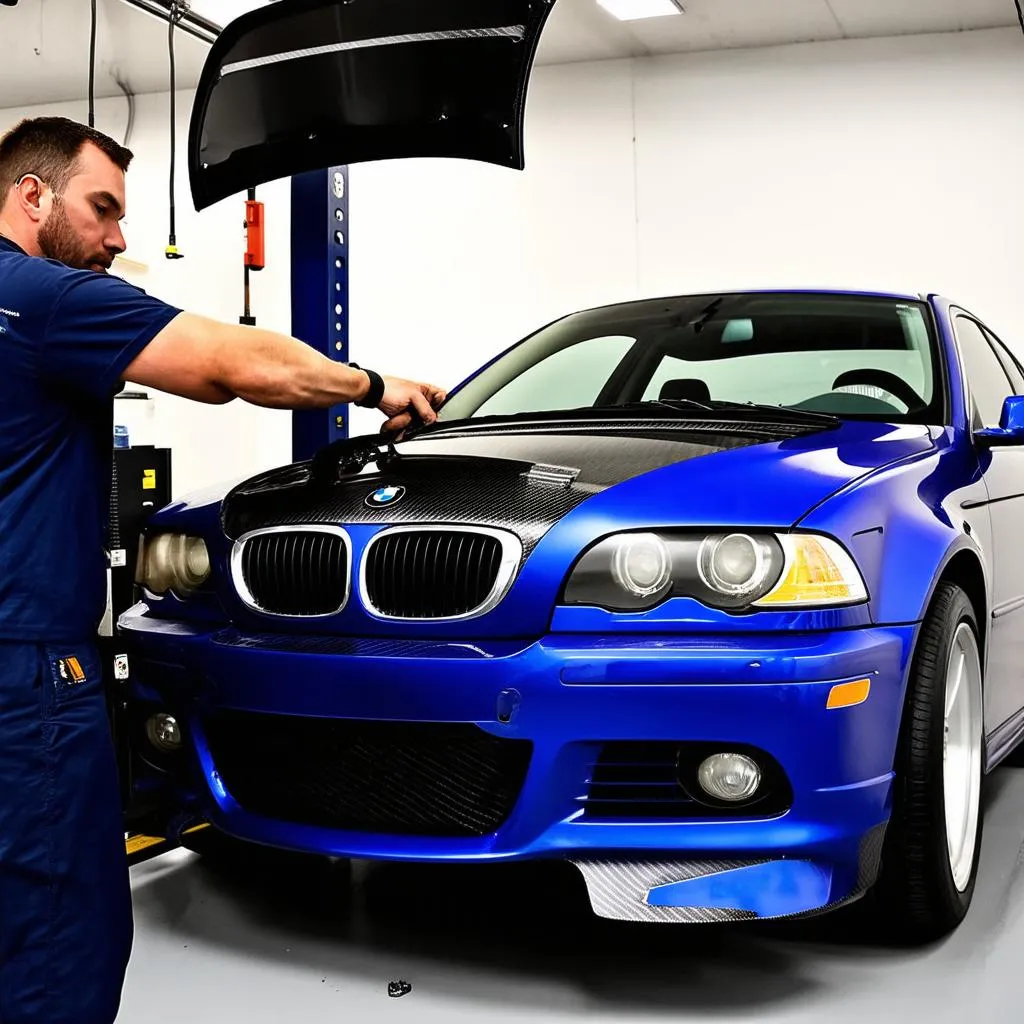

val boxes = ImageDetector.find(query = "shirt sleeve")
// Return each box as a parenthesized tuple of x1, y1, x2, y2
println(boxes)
(42, 270, 183, 402)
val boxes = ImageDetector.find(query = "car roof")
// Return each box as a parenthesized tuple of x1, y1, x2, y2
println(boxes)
(570, 288, 931, 318)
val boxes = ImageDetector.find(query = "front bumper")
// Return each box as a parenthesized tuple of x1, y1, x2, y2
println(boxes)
(119, 605, 917, 921)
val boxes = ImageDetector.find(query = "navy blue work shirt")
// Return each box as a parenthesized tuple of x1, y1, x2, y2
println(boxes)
(0, 235, 182, 642)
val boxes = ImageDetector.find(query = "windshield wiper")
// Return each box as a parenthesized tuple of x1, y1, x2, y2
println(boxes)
(608, 398, 715, 413)
(571, 399, 838, 427)
(406, 402, 719, 438)
(698, 400, 840, 427)
(403, 399, 837, 441)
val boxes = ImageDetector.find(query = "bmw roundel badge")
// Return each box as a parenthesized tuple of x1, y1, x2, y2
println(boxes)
(366, 485, 406, 508)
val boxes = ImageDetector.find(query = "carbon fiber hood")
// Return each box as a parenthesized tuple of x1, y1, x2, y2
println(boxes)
(221, 426, 770, 552)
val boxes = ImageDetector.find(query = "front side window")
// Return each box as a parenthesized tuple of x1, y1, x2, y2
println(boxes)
(442, 292, 943, 425)
(981, 325, 1024, 395)
(955, 317, 1013, 427)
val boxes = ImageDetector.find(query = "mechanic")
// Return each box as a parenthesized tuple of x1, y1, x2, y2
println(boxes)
(0, 115, 444, 1024)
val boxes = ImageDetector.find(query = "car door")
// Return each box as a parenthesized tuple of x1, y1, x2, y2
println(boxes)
(952, 312, 1024, 731)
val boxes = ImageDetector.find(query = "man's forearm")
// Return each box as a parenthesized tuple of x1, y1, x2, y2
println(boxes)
(124, 312, 422, 416)
(212, 322, 372, 409)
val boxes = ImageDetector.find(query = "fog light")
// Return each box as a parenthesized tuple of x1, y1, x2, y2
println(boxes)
(697, 753, 761, 802)
(146, 713, 182, 753)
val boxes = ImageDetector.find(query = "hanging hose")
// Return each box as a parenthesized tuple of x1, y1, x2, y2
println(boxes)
(115, 76, 136, 149)
(165, 1, 188, 260)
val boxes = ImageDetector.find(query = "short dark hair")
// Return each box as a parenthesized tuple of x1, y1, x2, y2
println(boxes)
(0, 116, 133, 199)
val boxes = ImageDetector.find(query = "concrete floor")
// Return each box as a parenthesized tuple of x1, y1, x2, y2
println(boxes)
(117, 766, 1024, 1024)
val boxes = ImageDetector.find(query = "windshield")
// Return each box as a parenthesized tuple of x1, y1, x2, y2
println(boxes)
(439, 292, 943, 425)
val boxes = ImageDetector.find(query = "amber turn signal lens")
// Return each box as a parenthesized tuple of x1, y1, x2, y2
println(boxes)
(754, 534, 868, 608)
(827, 678, 872, 709)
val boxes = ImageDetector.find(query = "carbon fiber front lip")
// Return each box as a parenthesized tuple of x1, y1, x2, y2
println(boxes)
(571, 834, 885, 924)
(571, 859, 765, 923)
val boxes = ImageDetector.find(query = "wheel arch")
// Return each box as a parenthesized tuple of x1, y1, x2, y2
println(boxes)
(925, 546, 989, 664)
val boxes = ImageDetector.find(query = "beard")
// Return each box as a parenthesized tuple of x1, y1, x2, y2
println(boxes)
(37, 198, 107, 272)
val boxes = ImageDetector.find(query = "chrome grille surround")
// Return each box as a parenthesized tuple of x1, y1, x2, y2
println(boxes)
(358, 524, 523, 622)
(230, 524, 352, 618)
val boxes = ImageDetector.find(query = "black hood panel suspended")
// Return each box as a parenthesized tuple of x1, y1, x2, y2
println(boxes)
(188, 0, 556, 210)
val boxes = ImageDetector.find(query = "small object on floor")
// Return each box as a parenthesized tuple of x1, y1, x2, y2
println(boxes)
(388, 980, 412, 998)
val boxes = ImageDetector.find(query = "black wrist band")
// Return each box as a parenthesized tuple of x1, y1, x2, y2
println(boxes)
(350, 363, 385, 408)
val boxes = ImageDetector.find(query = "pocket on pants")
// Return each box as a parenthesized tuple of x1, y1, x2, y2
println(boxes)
(43, 643, 103, 707)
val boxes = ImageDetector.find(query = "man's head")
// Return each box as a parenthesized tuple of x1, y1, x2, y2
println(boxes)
(0, 116, 133, 272)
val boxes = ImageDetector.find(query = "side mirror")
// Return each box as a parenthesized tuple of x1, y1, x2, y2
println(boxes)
(976, 395, 1024, 447)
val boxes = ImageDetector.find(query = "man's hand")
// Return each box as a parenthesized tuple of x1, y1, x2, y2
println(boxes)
(378, 377, 446, 435)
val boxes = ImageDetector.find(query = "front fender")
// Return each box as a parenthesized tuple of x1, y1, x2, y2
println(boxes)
(795, 433, 991, 627)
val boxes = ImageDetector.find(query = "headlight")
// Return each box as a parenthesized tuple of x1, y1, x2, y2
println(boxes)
(611, 533, 672, 600)
(136, 532, 211, 599)
(697, 533, 777, 600)
(562, 530, 866, 612)
(753, 534, 868, 608)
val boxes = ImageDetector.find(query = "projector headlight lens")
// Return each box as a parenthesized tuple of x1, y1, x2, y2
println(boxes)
(611, 533, 672, 599)
(137, 533, 212, 599)
(698, 533, 774, 598)
(563, 530, 865, 612)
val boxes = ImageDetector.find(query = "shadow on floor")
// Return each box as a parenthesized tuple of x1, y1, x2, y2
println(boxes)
(129, 765, 1024, 1014)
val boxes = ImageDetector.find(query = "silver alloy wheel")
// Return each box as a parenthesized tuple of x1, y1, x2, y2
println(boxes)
(943, 622, 984, 893)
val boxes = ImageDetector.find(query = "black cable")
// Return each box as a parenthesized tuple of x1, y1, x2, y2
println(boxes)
(166, 2, 186, 259)
(169, 15, 175, 241)
(1016, 0, 1024, 37)
(88, 0, 97, 127)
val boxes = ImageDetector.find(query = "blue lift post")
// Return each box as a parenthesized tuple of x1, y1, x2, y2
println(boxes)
(290, 165, 350, 462)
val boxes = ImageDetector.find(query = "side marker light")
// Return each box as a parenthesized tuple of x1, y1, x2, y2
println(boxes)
(827, 678, 872, 709)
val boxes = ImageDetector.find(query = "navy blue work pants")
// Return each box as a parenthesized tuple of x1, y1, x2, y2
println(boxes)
(0, 641, 133, 1023)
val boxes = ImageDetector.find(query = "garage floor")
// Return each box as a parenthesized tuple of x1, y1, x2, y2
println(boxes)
(117, 767, 1024, 1024)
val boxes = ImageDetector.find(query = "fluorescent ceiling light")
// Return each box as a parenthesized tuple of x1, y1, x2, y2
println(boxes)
(596, 0, 683, 20)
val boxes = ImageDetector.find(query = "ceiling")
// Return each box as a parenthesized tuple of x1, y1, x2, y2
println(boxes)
(536, 0, 1019, 64)
(0, 0, 210, 109)
(0, 0, 1019, 110)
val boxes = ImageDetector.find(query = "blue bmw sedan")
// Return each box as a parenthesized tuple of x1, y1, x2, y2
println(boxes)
(120, 289, 1024, 942)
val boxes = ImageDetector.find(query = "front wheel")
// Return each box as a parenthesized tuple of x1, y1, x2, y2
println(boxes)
(871, 582, 985, 942)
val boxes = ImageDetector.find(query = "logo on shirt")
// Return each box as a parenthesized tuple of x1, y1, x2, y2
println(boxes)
(0, 315, 7, 336)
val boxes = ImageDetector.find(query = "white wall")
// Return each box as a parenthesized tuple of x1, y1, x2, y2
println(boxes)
(632, 27, 1024, 312)
(5, 26, 1024, 490)
(0, 90, 294, 498)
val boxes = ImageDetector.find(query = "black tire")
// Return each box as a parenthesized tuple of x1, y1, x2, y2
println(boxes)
(870, 581, 984, 943)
